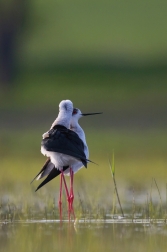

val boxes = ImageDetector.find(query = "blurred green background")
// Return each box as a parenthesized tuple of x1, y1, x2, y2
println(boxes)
(0, 0, 167, 208)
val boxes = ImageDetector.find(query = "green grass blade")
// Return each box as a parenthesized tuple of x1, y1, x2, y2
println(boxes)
(109, 151, 115, 177)
(112, 151, 115, 176)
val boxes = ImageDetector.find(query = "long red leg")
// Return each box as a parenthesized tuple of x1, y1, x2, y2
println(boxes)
(61, 171, 71, 220)
(59, 172, 63, 221)
(70, 168, 75, 220)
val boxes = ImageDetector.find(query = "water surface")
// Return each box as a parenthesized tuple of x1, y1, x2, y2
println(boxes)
(1, 219, 167, 252)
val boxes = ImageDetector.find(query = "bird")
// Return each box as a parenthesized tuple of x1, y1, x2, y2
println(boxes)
(34, 108, 101, 214)
(63, 108, 102, 212)
(32, 100, 102, 220)
(37, 99, 89, 220)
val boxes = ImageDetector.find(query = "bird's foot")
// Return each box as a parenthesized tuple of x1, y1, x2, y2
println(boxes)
(69, 195, 75, 220)
(66, 197, 71, 221)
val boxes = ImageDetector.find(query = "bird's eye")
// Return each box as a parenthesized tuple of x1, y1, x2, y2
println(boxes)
(72, 108, 78, 115)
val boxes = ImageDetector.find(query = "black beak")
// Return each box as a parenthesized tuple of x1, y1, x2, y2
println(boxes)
(81, 112, 102, 116)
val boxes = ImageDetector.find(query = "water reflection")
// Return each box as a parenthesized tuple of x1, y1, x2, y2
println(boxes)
(0, 220, 167, 252)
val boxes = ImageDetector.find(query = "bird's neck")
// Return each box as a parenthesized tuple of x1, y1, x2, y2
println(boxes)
(71, 122, 86, 143)
(51, 111, 71, 129)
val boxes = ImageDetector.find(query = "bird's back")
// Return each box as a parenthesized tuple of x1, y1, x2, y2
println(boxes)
(41, 125, 87, 168)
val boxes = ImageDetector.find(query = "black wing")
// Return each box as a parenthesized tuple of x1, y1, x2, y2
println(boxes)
(41, 125, 87, 167)
(30, 158, 54, 184)
(35, 166, 69, 192)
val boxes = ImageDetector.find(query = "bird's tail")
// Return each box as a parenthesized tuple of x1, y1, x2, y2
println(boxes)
(87, 159, 98, 165)
(35, 166, 69, 192)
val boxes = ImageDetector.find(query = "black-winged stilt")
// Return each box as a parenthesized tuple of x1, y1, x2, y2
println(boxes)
(32, 100, 102, 220)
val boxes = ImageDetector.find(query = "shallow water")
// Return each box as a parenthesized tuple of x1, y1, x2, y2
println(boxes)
(1, 219, 167, 252)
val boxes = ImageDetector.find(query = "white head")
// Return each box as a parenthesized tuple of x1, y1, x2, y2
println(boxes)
(71, 108, 82, 122)
(51, 100, 73, 129)
(59, 100, 73, 114)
